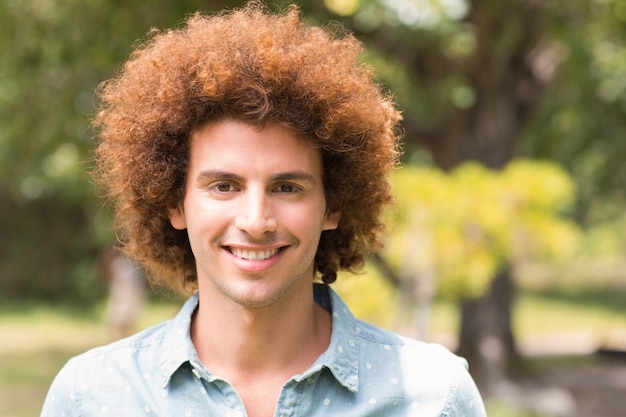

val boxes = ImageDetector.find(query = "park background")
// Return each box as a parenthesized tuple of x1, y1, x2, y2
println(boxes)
(1, 0, 625, 416)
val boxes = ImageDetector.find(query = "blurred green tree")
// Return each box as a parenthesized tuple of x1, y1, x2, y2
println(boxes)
(388, 160, 580, 300)
(0, 0, 224, 301)
(384, 160, 580, 387)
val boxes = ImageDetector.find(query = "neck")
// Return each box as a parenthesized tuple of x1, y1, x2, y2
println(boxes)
(191, 283, 331, 380)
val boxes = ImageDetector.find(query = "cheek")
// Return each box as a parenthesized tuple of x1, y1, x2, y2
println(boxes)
(285, 203, 331, 238)
(186, 201, 229, 230)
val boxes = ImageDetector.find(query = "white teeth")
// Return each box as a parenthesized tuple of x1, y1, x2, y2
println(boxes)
(230, 248, 279, 260)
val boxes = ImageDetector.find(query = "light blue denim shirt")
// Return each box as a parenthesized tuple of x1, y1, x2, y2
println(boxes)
(41, 284, 486, 416)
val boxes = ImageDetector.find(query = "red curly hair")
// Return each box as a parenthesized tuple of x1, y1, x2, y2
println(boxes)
(94, 3, 402, 294)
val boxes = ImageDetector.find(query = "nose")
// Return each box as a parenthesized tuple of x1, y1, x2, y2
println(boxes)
(234, 187, 277, 237)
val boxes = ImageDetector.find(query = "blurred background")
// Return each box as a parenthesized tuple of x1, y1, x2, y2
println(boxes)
(1, 0, 625, 416)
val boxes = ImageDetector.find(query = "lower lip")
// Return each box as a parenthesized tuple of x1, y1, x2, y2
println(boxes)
(226, 248, 283, 273)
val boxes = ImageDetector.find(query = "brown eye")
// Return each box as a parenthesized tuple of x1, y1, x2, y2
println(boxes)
(275, 183, 300, 193)
(212, 182, 236, 193)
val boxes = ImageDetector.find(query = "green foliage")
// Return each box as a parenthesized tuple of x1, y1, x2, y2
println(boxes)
(384, 159, 580, 301)
(520, 0, 626, 222)
(325, 0, 626, 224)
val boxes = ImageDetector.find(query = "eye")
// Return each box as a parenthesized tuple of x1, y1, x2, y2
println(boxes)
(274, 183, 301, 193)
(210, 182, 238, 193)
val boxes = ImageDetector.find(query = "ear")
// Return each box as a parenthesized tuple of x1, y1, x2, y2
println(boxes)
(322, 210, 341, 231)
(168, 204, 187, 230)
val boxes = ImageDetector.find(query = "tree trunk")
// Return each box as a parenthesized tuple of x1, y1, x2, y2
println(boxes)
(457, 266, 521, 394)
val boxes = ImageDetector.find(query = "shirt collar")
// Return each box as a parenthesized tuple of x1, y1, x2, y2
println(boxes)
(299, 283, 359, 392)
(159, 284, 360, 392)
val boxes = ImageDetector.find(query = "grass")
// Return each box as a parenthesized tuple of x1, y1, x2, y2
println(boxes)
(1, 287, 624, 417)
(515, 290, 626, 335)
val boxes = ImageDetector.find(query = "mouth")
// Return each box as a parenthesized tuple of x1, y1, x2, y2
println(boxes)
(226, 247, 282, 261)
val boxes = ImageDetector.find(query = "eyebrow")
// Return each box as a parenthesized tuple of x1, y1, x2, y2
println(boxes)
(196, 171, 241, 184)
(271, 171, 318, 185)
(196, 170, 318, 185)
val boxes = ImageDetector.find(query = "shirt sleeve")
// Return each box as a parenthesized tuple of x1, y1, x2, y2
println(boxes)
(40, 357, 83, 417)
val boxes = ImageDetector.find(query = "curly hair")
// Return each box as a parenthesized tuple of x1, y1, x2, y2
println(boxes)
(93, 2, 402, 294)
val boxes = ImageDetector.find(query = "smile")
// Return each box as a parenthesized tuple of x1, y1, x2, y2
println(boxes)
(228, 247, 280, 261)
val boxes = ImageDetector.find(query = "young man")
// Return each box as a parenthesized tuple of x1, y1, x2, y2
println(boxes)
(42, 3, 486, 416)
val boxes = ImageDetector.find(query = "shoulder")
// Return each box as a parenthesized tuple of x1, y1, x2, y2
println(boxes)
(354, 318, 467, 371)
(56, 318, 170, 375)
(40, 320, 172, 416)
(321, 286, 486, 415)
(327, 286, 470, 386)
(354, 320, 486, 416)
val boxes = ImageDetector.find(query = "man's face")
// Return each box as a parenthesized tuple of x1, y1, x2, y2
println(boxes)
(168, 119, 340, 308)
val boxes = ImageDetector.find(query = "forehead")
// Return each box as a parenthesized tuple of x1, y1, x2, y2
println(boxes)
(188, 120, 323, 176)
